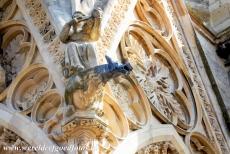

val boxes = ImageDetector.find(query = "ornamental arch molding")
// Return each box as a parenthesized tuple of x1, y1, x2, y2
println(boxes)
(114, 125, 190, 154)
(185, 132, 220, 154)
(0, 105, 62, 154)
(0, 20, 37, 101)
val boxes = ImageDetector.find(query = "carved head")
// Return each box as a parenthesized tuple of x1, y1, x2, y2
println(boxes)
(92, 8, 102, 18)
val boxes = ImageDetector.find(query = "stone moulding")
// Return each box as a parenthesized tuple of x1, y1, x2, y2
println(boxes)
(6, 64, 53, 114)
(31, 89, 63, 127)
(102, 93, 129, 140)
(0, 0, 18, 21)
(119, 21, 198, 134)
(0, 105, 63, 154)
(169, 0, 230, 152)
(114, 125, 190, 154)
(2, 0, 228, 153)
(0, 20, 37, 101)
(185, 132, 219, 154)
(108, 74, 152, 129)
(96, 0, 136, 63)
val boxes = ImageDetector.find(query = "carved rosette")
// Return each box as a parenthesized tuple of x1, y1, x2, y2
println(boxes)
(7, 64, 53, 114)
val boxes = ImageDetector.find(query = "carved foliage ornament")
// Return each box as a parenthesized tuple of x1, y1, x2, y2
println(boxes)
(120, 22, 197, 134)
(136, 141, 179, 154)
(0, 20, 37, 101)
(25, 0, 56, 43)
(0, 126, 36, 153)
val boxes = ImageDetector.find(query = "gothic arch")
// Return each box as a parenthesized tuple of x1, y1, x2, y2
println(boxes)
(114, 125, 190, 154)
(0, 105, 62, 154)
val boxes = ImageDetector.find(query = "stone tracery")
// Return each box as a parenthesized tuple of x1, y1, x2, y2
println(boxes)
(0, 20, 37, 101)
(119, 22, 196, 133)
(0, 0, 229, 153)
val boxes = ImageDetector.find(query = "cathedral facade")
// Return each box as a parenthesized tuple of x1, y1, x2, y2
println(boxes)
(0, 0, 229, 153)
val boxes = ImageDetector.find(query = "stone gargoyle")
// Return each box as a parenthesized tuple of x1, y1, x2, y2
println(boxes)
(63, 56, 133, 117)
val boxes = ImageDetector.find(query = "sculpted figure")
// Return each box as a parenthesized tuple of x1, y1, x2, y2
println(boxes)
(59, 8, 102, 43)
(60, 8, 102, 72)
(60, 7, 132, 116)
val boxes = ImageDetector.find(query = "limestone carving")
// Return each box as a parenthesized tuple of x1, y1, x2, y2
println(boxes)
(0, 0, 229, 154)
(44, 93, 129, 152)
(0, 0, 17, 21)
(31, 89, 63, 125)
(185, 132, 218, 154)
(59, 7, 103, 73)
(59, 8, 102, 43)
(96, 0, 132, 63)
(108, 75, 151, 129)
(60, 7, 132, 114)
(119, 23, 196, 133)
(7, 64, 53, 113)
(136, 141, 179, 154)
(136, 0, 173, 40)
(51, 6, 133, 152)
(25, 0, 56, 42)
(182, 40, 229, 153)
(0, 20, 37, 101)
(0, 126, 36, 153)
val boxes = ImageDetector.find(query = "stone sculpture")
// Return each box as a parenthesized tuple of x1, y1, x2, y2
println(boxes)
(60, 7, 133, 116)
(49, 7, 133, 151)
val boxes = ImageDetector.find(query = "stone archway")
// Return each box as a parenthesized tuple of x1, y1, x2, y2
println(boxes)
(0, 105, 63, 154)
(114, 125, 190, 154)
